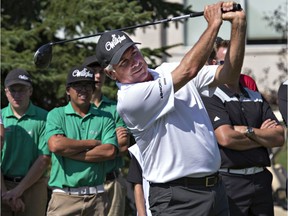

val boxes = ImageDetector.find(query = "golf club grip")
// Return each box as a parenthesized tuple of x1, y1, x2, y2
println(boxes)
(232, 3, 242, 11)
(190, 3, 242, 18)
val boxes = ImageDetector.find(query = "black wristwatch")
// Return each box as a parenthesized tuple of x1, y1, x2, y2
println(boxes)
(245, 126, 254, 137)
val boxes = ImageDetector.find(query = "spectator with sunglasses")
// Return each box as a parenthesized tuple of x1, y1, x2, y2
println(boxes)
(45, 65, 118, 216)
(202, 38, 285, 215)
(212, 37, 258, 91)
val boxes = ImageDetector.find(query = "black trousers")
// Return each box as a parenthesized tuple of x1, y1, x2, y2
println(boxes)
(220, 168, 274, 216)
(149, 178, 229, 216)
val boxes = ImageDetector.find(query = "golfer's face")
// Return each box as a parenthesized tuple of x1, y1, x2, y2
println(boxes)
(114, 46, 150, 84)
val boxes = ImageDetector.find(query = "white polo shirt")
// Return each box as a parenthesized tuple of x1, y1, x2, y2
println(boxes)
(117, 63, 221, 183)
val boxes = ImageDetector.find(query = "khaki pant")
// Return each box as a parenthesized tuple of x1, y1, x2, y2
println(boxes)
(1, 178, 48, 216)
(104, 174, 127, 216)
(47, 191, 108, 216)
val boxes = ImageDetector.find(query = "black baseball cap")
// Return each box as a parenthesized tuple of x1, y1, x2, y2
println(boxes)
(95, 30, 140, 68)
(66, 65, 95, 86)
(83, 55, 100, 67)
(4, 68, 32, 87)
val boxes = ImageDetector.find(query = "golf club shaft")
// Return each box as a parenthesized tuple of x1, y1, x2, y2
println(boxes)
(51, 14, 200, 45)
(52, 3, 241, 46)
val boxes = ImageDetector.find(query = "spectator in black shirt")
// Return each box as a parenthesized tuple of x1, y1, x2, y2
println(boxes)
(202, 75, 285, 215)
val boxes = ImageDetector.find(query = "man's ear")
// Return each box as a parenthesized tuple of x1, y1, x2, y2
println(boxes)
(28, 86, 33, 96)
(104, 69, 116, 80)
(66, 87, 70, 95)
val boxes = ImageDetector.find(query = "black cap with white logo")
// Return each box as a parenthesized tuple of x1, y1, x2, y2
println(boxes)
(83, 55, 100, 67)
(66, 65, 95, 86)
(95, 30, 140, 68)
(4, 68, 32, 87)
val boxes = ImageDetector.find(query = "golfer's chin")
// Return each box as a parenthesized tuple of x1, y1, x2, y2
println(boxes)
(141, 70, 153, 82)
(132, 71, 151, 83)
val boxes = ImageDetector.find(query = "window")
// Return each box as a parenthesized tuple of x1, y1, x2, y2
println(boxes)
(184, 0, 287, 45)
(245, 0, 287, 44)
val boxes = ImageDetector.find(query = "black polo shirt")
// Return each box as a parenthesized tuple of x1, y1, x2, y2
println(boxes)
(202, 84, 279, 168)
(127, 155, 143, 185)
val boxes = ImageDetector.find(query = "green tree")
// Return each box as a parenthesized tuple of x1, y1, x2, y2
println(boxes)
(1, 0, 191, 110)
(263, 3, 288, 86)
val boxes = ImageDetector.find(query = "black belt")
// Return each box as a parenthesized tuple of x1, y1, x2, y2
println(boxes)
(150, 173, 219, 188)
(4, 176, 24, 183)
(106, 170, 120, 181)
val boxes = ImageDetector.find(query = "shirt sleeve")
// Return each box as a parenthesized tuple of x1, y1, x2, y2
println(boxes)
(261, 96, 281, 124)
(117, 72, 175, 131)
(38, 115, 51, 156)
(192, 65, 218, 97)
(126, 155, 143, 184)
(100, 115, 118, 148)
(45, 107, 66, 142)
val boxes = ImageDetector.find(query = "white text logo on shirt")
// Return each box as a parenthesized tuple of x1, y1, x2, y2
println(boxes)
(89, 130, 99, 136)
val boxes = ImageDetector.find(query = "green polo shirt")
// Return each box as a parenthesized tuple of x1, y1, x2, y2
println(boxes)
(1, 102, 49, 177)
(92, 96, 127, 174)
(45, 102, 118, 188)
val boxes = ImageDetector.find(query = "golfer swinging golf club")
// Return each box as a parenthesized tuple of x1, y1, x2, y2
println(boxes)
(96, 1, 246, 215)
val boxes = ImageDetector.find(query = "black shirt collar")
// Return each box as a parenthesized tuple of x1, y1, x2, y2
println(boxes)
(219, 83, 250, 99)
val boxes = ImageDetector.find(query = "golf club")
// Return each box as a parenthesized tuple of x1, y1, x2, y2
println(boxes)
(34, 3, 241, 68)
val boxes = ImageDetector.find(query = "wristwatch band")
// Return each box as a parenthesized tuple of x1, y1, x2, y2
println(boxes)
(245, 126, 254, 137)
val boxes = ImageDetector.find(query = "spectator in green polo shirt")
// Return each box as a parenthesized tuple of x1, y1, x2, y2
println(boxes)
(45, 65, 119, 216)
(1, 68, 51, 216)
(83, 56, 130, 216)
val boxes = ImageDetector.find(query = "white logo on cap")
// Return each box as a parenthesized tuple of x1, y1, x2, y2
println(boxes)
(18, 75, 29, 80)
(105, 34, 126, 51)
(72, 68, 93, 78)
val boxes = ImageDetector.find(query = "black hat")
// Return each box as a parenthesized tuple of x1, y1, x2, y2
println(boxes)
(4, 68, 32, 87)
(95, 30, 140, 68)
(66, 65, 95, 86)
(83, 55, 100, 67)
